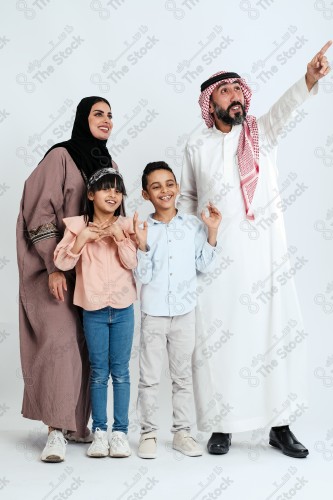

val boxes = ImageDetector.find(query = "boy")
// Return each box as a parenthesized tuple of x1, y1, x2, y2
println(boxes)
(133, 161, 221, 458)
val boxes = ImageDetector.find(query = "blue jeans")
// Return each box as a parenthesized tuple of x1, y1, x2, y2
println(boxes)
(83, 305, 134, 433)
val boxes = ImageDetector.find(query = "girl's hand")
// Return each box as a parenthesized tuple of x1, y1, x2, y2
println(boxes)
(71, 225, 101, 254)
(90, 218, 125, 242)
(201, 203, 222, 229)
(90, 219, 113, 231)
(80, 224, 102, 244)
(133, 211, 148, 251)
(49, 271, 67, 302)
(98, 224, 126, 242)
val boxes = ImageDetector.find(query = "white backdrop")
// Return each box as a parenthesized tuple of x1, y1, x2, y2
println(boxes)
(0, 0, 333, 498)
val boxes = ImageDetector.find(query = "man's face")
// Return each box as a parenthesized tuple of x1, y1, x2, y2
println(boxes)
(209, 81, 246, 126)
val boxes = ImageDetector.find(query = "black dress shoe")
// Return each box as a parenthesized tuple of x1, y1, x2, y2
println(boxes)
(269, 426, 309, 458)
(207, 433, 231, 455)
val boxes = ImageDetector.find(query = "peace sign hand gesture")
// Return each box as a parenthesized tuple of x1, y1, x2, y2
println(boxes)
(306, 40, 332, 90)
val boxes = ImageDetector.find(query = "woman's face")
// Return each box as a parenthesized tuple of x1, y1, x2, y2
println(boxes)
(88, 101, 113, 140)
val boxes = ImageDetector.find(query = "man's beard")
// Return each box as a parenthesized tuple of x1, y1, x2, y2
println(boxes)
(212, 101, 246, 126)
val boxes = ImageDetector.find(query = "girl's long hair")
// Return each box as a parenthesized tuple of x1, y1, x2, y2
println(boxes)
(82, 173, 127, 224)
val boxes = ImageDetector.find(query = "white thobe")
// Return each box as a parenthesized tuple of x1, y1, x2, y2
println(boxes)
(177, 76, 317, 433)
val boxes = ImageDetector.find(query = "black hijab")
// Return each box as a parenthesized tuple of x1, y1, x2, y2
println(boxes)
(43, 96, 113, 183)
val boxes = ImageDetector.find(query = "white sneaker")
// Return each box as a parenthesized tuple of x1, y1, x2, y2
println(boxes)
(172, 430, 203, 457)
(87, 428, 109, 458)
(41, 430, 67, 462)
(109, 431, 131, 458)
(138, 431, 157, 459)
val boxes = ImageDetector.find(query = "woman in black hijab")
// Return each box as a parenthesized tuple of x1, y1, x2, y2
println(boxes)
(17, 96, 117, 463)
(45, 96, 115, 181)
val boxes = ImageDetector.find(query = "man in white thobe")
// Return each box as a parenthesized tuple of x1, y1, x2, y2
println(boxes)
(177, 41, 331, 458)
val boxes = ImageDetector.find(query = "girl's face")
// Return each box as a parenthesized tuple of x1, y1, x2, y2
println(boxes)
(88, 185, 123, 217)
(88, 101, 113, 140)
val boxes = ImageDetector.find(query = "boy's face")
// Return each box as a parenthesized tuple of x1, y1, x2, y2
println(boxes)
(142, 169, 179, 211)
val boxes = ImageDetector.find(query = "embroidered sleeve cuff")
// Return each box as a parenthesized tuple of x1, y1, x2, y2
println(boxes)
(28, 222, 59, 245)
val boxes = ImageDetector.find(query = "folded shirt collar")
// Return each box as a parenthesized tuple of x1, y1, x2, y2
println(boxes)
(147, 210, 185, 225)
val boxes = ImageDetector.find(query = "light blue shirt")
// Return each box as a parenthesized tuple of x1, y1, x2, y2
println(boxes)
(135, 212, 217, 316)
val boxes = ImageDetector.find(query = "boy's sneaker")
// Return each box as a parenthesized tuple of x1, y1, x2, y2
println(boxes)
(109, 431, 131, 457)
(138, 431, 157, 459)
(41, 430, 67, 462)
(172, 430, 203, 457)
(87, 428, 109, 458)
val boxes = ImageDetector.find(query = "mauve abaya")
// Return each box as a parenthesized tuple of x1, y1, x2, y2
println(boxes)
(16, 148, 90, 433)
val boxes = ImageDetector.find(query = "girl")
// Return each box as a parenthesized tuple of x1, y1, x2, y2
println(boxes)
(54, 167, 137, 458)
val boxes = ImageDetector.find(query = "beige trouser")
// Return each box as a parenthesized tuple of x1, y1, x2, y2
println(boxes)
(137, 310, 196, 434)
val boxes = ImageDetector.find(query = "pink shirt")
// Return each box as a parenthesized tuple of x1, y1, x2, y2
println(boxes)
(54, 215, 137, 311)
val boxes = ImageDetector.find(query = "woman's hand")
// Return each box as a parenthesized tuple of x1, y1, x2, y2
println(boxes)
(133, 211, 148, 251)
(48, 271, 67, 302)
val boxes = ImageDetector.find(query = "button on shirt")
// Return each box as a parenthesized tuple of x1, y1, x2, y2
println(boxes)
(135, 212, 217, 316)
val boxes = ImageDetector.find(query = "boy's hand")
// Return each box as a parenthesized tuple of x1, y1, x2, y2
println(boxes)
(133, 211, 148, 251)
(201, 203, 222, 229)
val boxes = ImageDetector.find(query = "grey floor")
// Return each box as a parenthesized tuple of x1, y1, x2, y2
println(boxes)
(1, 411, 332, 500)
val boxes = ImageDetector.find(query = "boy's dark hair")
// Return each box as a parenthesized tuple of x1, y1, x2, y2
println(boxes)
(142, 161, 177, 191)
(82, 173, 127, 223)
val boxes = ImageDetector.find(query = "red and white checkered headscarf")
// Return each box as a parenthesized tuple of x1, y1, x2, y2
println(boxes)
(199, 71, 259, 220)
